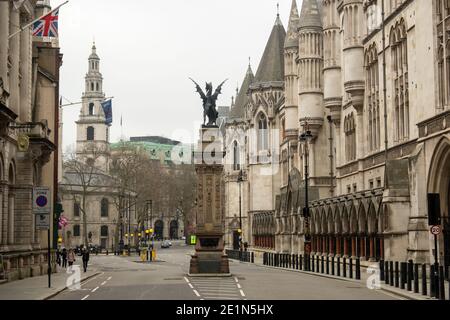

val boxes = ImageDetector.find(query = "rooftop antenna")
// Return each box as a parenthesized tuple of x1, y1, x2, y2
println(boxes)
(277, 2, 279, 17)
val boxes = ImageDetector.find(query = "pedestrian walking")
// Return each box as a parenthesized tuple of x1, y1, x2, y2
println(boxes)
(82, 248, 90, 272)
(62, 248, 68, 268)
(67, 248, 76, 267)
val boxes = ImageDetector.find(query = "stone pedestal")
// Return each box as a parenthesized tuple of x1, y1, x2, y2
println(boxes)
(189, 126, 230, 276)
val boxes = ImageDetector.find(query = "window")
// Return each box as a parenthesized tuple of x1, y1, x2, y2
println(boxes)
(257, 113, 268, 151)
(369, 179, 374, 189)
(436, 0, 450, 108)
(96, 82, 99, 91)
(73, 225, 80, 237)
(366, 43, 380, 151)
(74, 202, 80, 217)
(101, 198, 109, 217)
(390, 20, 409, 142)
(377, 177, 382, 187)
(344, 113, 356, 162)
(87, 126, 94, 141)
(100, 225, 108, 237)
(353, 183, 357, 193)
(90, 82, 94, 91)
(347, 185, 351, 194)
(88, 103, 94, 115)
(233, 141, 240, 171)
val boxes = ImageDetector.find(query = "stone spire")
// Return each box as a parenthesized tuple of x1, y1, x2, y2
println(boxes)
(252, 12, 286, 86)
(228, 62, 254, 120)
(298, 0, 322, 29)
(285, 0, 300, 48)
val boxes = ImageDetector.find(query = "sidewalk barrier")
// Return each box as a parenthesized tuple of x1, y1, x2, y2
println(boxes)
(251, 252, 254, 263)
(380, 260, 385, 281)
(326, 256, 329, 275)
(390, 261, 394, 285)
(321, 255, 324, 274)
(343, 257, 347, 278)
(400, 262, 406, 290)
(337, 257, 340, 277)
(349, 258, 353, 279)
(414, 263, 419, 293)
(316, 255, 320, 272)
(299, 255, 303, 270)
(407, 260, 413, 291)
(331, 256, 335, 276)
(385, 261, 389, 284)
(311, 255, 315, 272)
(422, 264, 427, 296)
(439, 266, 445, 300)
(355, 258, 361, 280)
(395, 261, 399, 288)
(430, 264, 435, 297)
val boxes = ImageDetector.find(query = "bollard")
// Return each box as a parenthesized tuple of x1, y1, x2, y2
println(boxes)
(407, 260, 413, 291)
(430, 264, 436, 297)
(390, 261, 394, 286)
(311, 255, 315, 272)
(349, 258, 353, 279)
(316, 255, 320, 272)
(337, 257, 341, 277)
(296, 255, 299, 270)
(380, 260, 385, 281)
(400, 262, 406, 290)
(343, 257, 347, 278)
(422, 264, 427, 296)
(263, 253, 266, 265)
(414, 263, 419, 293)
(321, 255, 324, 274)
(326, 256, 329, 275)
(252, 252, 254, 263)
(385, 261, 389, 285)
(439, 266, 445, 300)
(395, 262, 399, 288)
(299, 255, 303, 270)
(434, 264, 440, 299)
(356, 258, 361, 280)
(331, 256, 335, 276)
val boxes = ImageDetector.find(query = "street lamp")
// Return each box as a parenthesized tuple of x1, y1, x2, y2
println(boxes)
(237, 169, 244, 256)
(299, 128, 313, 271)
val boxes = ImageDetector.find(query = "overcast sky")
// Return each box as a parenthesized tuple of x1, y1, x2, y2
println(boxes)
(58, 0, 295, 150)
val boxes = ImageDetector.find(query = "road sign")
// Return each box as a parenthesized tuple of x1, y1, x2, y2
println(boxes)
(33, 187, 51, 215)
(36, 214, 50, 230)
(430, 225, 441, 235)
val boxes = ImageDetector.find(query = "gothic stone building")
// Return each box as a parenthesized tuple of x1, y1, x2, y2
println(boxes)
(0, 0, 62, 281)
(224, 0, 450, 271)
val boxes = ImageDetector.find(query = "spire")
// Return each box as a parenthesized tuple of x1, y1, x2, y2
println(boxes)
(285, 0, 300, 48)
(253, 12, 286, 85)
(298, 0, 322, 29)
(89, 41, 99, 60)
(228, 63, 254, 120)
(275, 3, 282, 26)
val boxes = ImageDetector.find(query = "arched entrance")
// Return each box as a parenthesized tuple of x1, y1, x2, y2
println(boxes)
(154, 220, 164, 240)
(427, 137, 450, 276)
(169, 220, 178, 239)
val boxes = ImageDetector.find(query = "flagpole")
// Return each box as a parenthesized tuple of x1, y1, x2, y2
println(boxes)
(8, 0, 69, 40)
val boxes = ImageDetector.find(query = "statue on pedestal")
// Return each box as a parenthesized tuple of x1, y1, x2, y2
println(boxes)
(189, 78, 227, 127)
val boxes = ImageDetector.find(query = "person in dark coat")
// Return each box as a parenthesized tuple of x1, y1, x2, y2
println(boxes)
(82, 248, 90, 272)
(61, 248, 68, 268)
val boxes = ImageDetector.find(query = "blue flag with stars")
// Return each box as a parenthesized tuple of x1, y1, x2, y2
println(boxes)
(101, 99, 113, 125)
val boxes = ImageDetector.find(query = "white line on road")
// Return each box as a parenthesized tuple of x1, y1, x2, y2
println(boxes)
(237, 284, 242, 289)
(101, 281, 107, 286)
(81, 295, 89, 300)
(107, 276, 112, 281)
(92, 287, 99, 293)
(234, 277, 239, 283)
(188, 283, 194, 289)
(193, 290, 201, 297)
(184, 277, 190, 283)
(240, 290, 246, 297)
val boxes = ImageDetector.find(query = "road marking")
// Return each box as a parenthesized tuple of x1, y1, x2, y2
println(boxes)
(240, 289, 246, 297)
(92, 286, 99, 293)
(107, 276, 112, 281)
(184, 277, 190, 283)
(234, 277, 239, 283)
(193, 290, 201, 297)
(237, 284, 242, 289)
(81, 295, 89, 300)
(101, 281, 107, 286)
(203, 296, 240, 300)
(188, 283, 194, 289)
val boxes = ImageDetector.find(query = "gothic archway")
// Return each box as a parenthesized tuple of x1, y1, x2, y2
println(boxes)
(169, 220, 178, 239)
(154, 220, 164, 240)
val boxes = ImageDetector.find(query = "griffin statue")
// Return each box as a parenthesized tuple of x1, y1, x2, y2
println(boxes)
(190, 78, 228, 126)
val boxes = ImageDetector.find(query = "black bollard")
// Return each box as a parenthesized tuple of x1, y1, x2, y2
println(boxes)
(422, 264, 427, 296)
(407, 260, 413, 291)
(385, 261, 389, 285)
(400, 262, 406, 290)
(380, 260, 385, 281)
(343, 257, 347, 278)
(299, 255, 303, 270)
(321, 255, 324, 274)
(439, 266, 445, 300)
(390, 261, 394, 286)
(430, 264, 436, 298)
(434, 264, 440, 299)
(331, 256, 335, 276)
(395, 262, 399, 287)
(349, 258, 353, 279)
(356, 258, 361, 280)
(263, 253, 266, 265)
(311, 255, 315, 272)
(337, 257, 341, 277)
(316, 255, 320, 272)
(414, 263, 419, 293)
(326, 256, 329, 275)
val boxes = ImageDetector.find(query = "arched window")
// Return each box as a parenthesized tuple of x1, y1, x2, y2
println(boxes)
(90, 82, 94, 91)
(101, 198, 109, 217)
(233, 141, 240, 171)
(88, 103, 94, 115)
(96, 82, 99, 91)
(365, 44, 380, 151)
(100, 225, 108, 237)
(74, 202, 80, 217)
(87, 126, 94, 141)
(344, 113, 356, 162)
(257, 113, 268, 151)
(73, 225, 80, 237)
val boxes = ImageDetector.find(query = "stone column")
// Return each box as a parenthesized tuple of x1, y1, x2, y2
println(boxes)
(19, 13, 32, 123)
(0, 3, 9, 86)
(343, 236, 349, 257)
(9, 9, 20, 116)
(369, 236, 375, 261)
(351, 236, 356, 257)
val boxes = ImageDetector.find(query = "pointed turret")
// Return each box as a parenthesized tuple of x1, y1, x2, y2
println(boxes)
(252, 13, 286, 86)
(229, 63, 254, 120)
(285, 0, 300, 48)
(298, 0, 323, 29)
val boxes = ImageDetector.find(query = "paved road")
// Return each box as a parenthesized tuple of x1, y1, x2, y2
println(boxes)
(52, 242, 400, 300)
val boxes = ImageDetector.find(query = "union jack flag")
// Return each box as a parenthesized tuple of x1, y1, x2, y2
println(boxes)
(32, 9, 59, 38)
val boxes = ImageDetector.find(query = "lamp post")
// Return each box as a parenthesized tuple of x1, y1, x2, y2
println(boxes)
(237, 169, 244, 255)
(300, 128, 313, 271)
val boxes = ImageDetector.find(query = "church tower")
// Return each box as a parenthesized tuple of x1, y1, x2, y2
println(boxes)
(76, 43, 111, 172)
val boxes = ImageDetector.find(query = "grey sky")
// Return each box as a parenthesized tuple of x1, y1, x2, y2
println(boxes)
(59, 0, 294, 150)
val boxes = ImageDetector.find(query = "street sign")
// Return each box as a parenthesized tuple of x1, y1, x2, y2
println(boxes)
(190, 235, 197, 245)
(33, 187, 51, 215)
(36, 214, 50, 230)
(430, 225, 441, 235)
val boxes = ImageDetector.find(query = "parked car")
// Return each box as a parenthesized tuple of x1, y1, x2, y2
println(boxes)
(161, 240, 171, 248)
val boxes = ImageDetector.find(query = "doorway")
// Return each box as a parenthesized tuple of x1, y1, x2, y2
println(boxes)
(233, 230, 240, 250)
